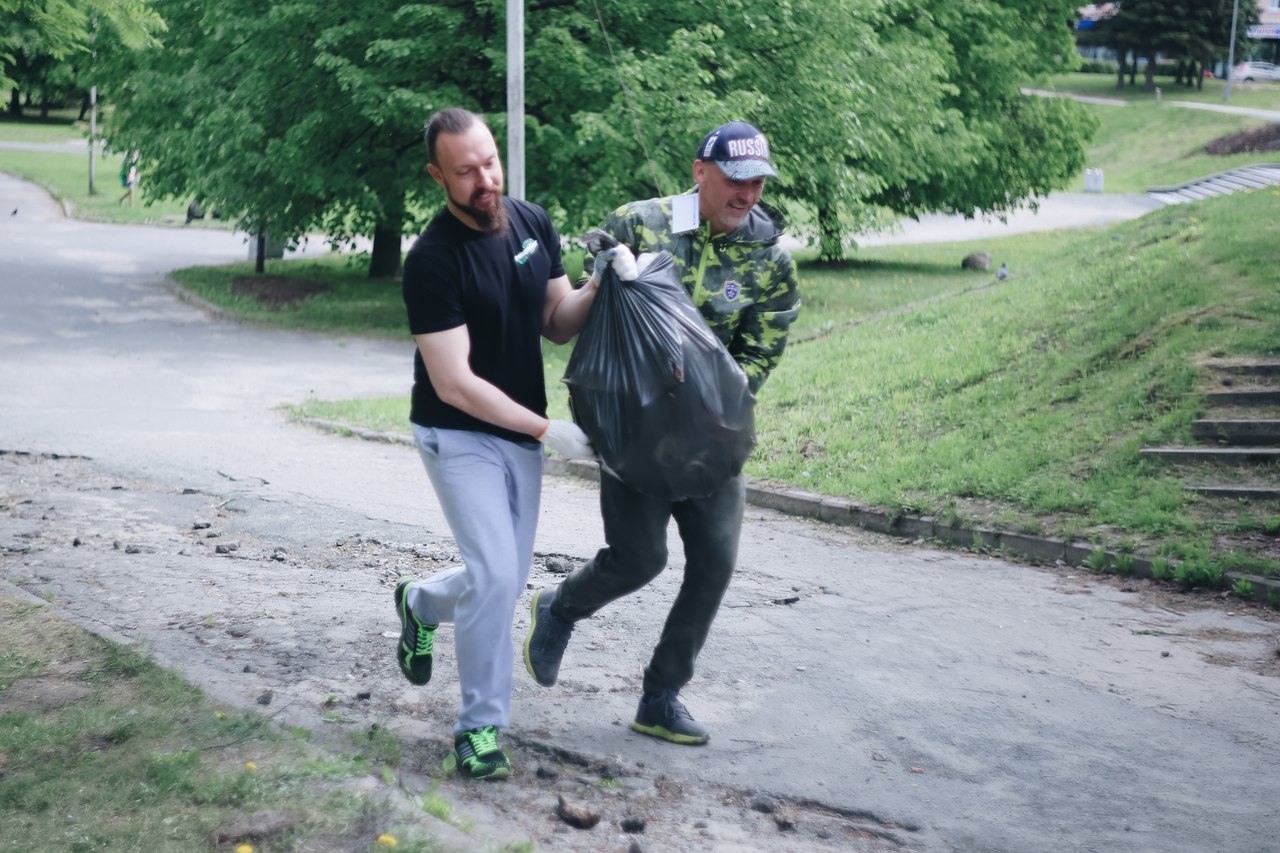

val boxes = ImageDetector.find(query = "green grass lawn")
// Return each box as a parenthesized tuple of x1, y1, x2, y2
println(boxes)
(0, 594, 438, 853)
(0, 111, 210, 226)
(0, 147, 197, 225)
(1048, 71, 1280, 110)
(0, 109, 93, 142)
(1046, 72, 1280, 193)
(1078, 100, 1269, 192)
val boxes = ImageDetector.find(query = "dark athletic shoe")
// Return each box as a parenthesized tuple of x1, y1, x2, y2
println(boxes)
(394, 579, 437, 685)
(449, 725, 512, 781)
(523, 586, 574, 687)
(630, 689, 710, 745)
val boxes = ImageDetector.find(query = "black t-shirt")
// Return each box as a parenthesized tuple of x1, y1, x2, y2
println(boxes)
(402, 196, 565, 443)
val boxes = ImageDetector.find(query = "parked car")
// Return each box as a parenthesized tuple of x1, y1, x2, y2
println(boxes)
(1230, 61, 1280, 82)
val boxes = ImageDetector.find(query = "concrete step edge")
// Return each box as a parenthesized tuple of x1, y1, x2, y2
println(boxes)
(1187, 485, 1280, 499)
(1141, 447, 1280, 459)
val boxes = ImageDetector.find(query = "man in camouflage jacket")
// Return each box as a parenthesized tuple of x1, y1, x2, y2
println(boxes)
(524, 120, 800, 745)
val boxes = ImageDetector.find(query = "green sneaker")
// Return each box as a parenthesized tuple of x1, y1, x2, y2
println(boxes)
(394, 579, 437, 685)
(630, 689, 710, 745)
(448, 725, 512, 781)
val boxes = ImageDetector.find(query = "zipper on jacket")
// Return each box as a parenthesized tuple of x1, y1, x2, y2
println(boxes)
(694, 221, 716, 297)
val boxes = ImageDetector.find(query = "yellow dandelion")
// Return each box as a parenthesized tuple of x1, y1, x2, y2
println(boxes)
(235, 845, 253, 853)
(376, 834, 398, 847)
(245, 761, 257, 771)
(215, 711, 226, 719)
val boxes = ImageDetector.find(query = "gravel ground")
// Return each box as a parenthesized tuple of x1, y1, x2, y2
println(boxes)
(0, 449, 914, 853)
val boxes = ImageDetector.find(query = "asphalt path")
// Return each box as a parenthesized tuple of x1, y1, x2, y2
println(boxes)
(3, 171, 1280, 852)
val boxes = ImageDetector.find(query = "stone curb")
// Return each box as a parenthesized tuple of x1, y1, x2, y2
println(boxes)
(161, 277, 244, 323)
(298, 418, 1280, 607)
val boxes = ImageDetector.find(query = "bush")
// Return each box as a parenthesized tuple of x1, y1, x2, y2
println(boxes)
(1080, 60, 1118, 74)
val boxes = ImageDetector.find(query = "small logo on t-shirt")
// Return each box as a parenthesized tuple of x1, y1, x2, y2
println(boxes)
(514, 238, 539, 265)
(724, 280, 741, 301)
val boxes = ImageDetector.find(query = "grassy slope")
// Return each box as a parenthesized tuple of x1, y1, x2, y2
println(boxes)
(758, 192, 1278, 555)
(1046, 72, 1280, 192)
(1080, 101, 1269, 192)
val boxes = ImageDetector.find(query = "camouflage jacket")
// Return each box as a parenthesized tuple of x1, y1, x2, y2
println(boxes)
(591, 193, 801, 395)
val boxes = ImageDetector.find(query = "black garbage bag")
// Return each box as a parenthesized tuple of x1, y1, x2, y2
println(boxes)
(563, 235, 755, 501)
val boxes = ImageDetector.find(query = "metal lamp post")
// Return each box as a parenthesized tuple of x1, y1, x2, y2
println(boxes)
(88, 17, 98, 195)
(506, 0, 525, 201)
(1224, 0, 1240, 102)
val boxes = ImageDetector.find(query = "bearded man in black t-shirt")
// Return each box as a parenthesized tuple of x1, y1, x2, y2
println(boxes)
(393, 108, 629, 780)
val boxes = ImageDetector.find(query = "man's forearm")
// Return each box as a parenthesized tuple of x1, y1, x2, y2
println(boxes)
(544, 280, 599, 344)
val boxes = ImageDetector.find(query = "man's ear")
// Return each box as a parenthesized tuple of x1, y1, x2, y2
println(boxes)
(427, 162, 444, 188)
(691, 159, 706, 188)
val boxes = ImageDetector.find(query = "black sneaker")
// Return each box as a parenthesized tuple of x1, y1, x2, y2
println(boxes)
(394, 579, 437, 685)
(523, 586, 574, 687)
(630, 689, 710, 745)
(449, 725, 512, 781)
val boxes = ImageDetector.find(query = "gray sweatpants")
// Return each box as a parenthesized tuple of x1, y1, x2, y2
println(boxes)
(408, 424, 543, 735)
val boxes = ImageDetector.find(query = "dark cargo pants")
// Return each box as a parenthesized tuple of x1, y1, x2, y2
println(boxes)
(555, 471, 746, 695)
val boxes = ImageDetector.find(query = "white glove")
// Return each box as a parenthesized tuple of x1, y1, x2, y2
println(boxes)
(541, 419, 595, 460)
(592, 243, 639, 283)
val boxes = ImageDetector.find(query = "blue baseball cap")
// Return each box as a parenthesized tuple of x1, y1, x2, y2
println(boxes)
(696, 120, 778, 181)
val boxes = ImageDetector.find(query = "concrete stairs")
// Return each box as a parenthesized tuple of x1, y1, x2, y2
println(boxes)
(1141, 360, 1280, 499)
(1139, 360, 1280, 602)
(1147, 164, 1280, 206)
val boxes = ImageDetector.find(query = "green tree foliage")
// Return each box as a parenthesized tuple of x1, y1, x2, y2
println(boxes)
(1080, 0, 1258, 90)
(103, 0, 464, 275)
(0, 0, 161, 93)
(556, 0, 1094, 260)
(105, 0, 1094, 271)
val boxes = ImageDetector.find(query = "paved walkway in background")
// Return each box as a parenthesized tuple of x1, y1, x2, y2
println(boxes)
(0, 138, 101, 153)
(1025, 85, 1280, 123)
(849, 191, 1164, 247)
(1166, 98, 1280, 122)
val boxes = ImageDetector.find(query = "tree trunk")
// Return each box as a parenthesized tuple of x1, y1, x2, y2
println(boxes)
(369, 227, 403, 278)
(8, 88, 21, 117)
(368, 196, 405, 279)
(255, 229, 267, 274)
(78, 94, 90, 121)
(1143, 48, 1155, 91)
(816, 196, 843, 264)
(1174, 61, 1185, 86)
(1116, 52, 1126, 89)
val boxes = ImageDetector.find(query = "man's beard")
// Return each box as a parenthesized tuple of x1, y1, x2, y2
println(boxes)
(450, 185, 508, 235)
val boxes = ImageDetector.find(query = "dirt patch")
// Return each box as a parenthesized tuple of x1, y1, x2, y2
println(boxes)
(1215, 530, 1280, 567)
(230, 275, 330, 310)
(1204, 124, 1280, 156)
(0, 451, 907, 853)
